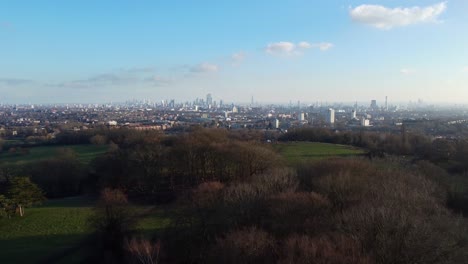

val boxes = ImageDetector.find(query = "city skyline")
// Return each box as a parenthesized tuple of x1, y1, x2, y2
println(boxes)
(1, 1, 468, 104)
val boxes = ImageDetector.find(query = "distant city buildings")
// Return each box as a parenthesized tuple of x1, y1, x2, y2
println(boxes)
(206, 94, 213, 108)
(299, 113, 305, 121)
(274, 119, 280, 129)
(327, 108, 335, 124)
(361, 118, 370, 127)
(2, 92, 465, 140)
(371, 100, 377, 110)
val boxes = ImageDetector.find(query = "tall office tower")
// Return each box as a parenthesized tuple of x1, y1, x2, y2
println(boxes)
(385, 96, 388, 111)
(351, 109, 357, 119)
(206, 93, 213, 107)
(370, 100, 377, 109)
(299, 113, 305, 121)
(327, 108, 335, 124)
(251, 96, 254, 106)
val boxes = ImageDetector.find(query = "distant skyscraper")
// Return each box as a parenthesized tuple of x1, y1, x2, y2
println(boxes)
(275, 119, 280, 129)
(361, 117, 370, 127)
(327, 108, 335, 124)
(206, 93, 213, 107)
(370, 100, 377, 109)
(385, 96, 388, 111)
(299, 112, 305, 121)
(351, 109, 357, 119)
(251, 96, 254, 106)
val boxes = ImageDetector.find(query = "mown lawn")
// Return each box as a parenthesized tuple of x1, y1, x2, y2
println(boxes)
(0, 196, 171, 263)
(0, 144, 109, 164)
(274, 142, 365, 164)
(0, 196, 94, 263)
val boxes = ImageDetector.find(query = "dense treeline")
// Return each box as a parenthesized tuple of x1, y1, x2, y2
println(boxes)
(0, 128, 277, 200)
(2, 127, 468, 263)
(160, 158, 468, 263)
(93, 128, 281, 202)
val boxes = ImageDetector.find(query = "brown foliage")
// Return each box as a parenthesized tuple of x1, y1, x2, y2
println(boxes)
(253, 168, 299, 195)
(266, 192, 332, 235)
(90, 188, 136, 263)
(126, 237, 161, 264)
(279, 233, 372, 264)
(207, 227, 276, 264)
(90, 134, 108, 145)
(192, 181, 224, 209)
(299, 159, 468, 264)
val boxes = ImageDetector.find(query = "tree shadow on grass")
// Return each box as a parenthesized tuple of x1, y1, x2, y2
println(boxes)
(0, 233, 90, 264)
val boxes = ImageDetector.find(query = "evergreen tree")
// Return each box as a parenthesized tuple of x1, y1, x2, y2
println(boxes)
(5, 177, 45, 217)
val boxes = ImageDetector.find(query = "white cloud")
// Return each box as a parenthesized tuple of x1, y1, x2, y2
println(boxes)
(312, 42, 334, 51)
(144, 75, 172, 86)
(231, 52, 246, 64)
(265, 41, 333, 56)
(350, 2, 447, 29)
(265, 42, 297, 55)
(297, 41, 312, 49)
(191, 63, 219, 73)
(400, 68, 416, 75)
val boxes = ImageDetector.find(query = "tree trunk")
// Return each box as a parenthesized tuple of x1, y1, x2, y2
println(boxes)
(19, 205, 24, 217)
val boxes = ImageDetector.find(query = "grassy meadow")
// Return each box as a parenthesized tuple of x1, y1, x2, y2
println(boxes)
(274, 142, 365, 164)
(0, 144, 109, 164)
(0, 197, 171, 263)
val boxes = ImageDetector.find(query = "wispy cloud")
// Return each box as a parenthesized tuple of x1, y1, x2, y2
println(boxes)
(350, 2, 447, 30)
(297, 42, 312, 49)
(191, 63, 219, 73)
(53, 73, 138, 89)
(143, 75, 173, 86)
(265, 42, 297, 55)
(231, 52, 246, 65)
(400, 68, 416, 75)
(265, 41, 333, 56)
(0, 78, 33, 86)
(121, 67, 155, 74)
(312, 43, 334, 51)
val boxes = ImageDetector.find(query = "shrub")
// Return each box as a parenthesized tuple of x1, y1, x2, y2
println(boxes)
(279, 233, 372, 264)
(126, 237, 161, 264)
(221, 183, 268, 226)
(207, 227, 276, 264)
(90, 188, 136, 263)
(266, 192, 332, 235)
(253, 168, 299, 195)
(192, 181, 224, 209)
(90, 134, 108, 145)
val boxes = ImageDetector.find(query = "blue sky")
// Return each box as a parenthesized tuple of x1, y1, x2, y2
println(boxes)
(1, 0, 467, 104)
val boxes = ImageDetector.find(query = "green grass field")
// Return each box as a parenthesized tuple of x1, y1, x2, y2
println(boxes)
(0, 197, 94, 263)
(0, 144, 109, 164)
(0, 197, 171, 263)
(274, 142, 365, 164)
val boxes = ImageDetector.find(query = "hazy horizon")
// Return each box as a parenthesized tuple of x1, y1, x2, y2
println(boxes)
(1, 1, 468, 104)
